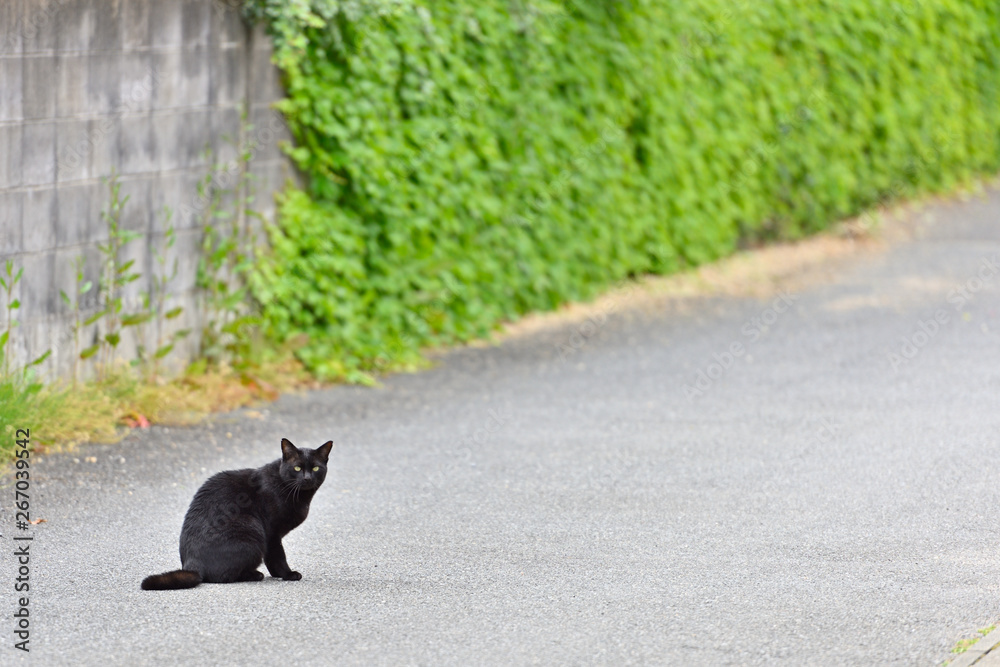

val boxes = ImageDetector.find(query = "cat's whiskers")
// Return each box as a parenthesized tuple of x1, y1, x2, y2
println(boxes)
(278, 479, 297, 501)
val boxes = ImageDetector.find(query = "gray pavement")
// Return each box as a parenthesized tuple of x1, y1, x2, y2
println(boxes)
(2, 191, 1000, 665)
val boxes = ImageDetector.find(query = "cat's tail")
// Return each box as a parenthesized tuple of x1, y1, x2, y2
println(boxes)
(140, 569, 201, 590)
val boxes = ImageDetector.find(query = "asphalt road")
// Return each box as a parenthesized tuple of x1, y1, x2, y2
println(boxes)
(2, 191, 1000, 666)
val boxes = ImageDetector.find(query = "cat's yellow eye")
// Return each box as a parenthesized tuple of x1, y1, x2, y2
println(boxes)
(312, 466, 319, 472)
(294, 466, 301, 471)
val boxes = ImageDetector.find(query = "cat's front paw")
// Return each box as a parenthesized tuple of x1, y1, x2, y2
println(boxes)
(282, 571, 302, 581)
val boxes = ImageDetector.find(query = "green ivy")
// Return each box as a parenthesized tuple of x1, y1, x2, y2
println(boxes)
(244, 0, 1000, 380)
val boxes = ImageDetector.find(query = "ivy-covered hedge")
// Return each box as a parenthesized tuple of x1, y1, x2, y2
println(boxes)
(245, 0, 1000, 380)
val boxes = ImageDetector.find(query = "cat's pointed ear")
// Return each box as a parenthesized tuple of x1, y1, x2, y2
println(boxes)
(315, 441, 334, 463)
(280, 438, 300, 462)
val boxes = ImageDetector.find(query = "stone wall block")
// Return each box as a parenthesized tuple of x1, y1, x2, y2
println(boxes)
(210, 42, 247, 108)
(0, 190, 25, 254)
(150, 50, 184, 110)
(88, 115, 122, 182)
(55, 0, 96, 53)
(0, 123, 25, 188)
(22, 121, 56, 186)
(0, 0, 26, 57)
(179, 46, 211, 108)
(54, 182, 92, 248)
(150, 1, 183, 50)
(17, 251, 54, 319)
(22, 187, 56, 253)
(22, 54, 58, 119)
(251, 42, 280, 105)
(119, 114, 155, 175)
(182, 0, 211, 49)
(55, 118, 93, 182)
(119, 176, 152, 235)
(21, 0, 58, 55)
(0, 57, 25, 121)
(87, 52, 123, 117)
(120, 52, 156, 114)
(122, 0, 151, 52)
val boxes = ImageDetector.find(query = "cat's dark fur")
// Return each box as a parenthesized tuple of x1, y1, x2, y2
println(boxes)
(141, 438, 333, 590)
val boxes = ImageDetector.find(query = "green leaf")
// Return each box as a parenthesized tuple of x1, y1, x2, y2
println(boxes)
(154, 344, 174, 359)
(121, 313, 152, 327)
(165, 307, 184, 320)
(80, 344, 100, 359)
(105, 332, 121, 347)
(84, 309, 108, 326)
(28, 349, 52, 367)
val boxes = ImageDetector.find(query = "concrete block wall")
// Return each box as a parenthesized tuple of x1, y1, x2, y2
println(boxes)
(0, 0, 294, 380)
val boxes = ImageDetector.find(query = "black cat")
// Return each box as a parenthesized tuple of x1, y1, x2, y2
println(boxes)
(141, 438, 334, 590)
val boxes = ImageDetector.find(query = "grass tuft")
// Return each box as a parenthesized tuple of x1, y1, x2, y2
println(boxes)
(952, 625, 997, 655)
(0, 354, 319, 464)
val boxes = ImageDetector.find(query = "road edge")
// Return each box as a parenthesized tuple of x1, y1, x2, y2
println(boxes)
(948, 626, 1000, 667)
